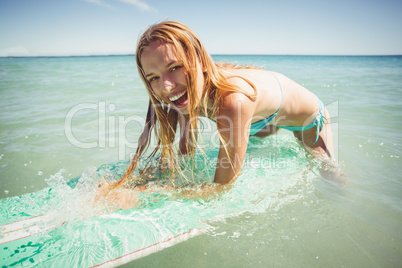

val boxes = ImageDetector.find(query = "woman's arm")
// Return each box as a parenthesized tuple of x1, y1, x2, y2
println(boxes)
(178, 114, 198, 155)
(214, 90, 255, 184)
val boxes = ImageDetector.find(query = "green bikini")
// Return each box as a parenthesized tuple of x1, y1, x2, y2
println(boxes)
(250, 75, 326, 134)
(248, 74, 332, 157)
(207, 73, 331, 157)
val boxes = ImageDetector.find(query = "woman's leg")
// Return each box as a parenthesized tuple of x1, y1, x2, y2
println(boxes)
(293, 107, 334, 163)
(293, 110, 348, 184)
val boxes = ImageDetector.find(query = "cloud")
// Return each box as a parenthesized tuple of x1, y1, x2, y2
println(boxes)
(84, 0, 115, 10)
(84, 0, 157, 12)
(118, 0, 157, 12)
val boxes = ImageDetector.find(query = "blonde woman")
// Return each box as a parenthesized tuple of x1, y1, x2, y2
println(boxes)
(111, 21, 335, 196)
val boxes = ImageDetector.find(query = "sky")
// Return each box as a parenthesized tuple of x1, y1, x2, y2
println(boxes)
(0, 0, 401, 56)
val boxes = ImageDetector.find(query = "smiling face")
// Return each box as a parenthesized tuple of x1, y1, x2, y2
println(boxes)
(141, 41, 189, 113)
(140, 41, 205, 114)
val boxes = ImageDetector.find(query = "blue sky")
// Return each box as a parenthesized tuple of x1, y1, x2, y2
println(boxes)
(0, 0, 401, 56)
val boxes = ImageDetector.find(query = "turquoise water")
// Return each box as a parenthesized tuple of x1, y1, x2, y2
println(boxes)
(1, 55, 401, 267)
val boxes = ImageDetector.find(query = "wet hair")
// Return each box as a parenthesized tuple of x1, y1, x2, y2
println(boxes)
(114, 21, 257, 189)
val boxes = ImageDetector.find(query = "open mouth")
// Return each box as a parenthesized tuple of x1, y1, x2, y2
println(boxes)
(170, 91, 188, 107)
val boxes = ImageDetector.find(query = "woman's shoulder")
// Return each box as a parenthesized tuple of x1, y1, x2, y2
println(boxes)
(226, 74, 255, 91)
(225, 68, 285, 84)
(219, 86, 253, 107)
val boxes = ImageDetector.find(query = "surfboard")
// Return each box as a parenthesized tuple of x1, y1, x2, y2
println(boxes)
(0, 190, 211, 267)
(0, 170, 212, 267)
(0, 214, 63, 245)
(0, 156, 220, 267)
(0, 137, 310, 267)
(91, 227, 207, 267)
(0, 213, 208, 267)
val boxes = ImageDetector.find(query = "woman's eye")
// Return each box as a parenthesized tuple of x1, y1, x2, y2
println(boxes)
(149, 77, 158, 82)
(171, 66, 181, 71)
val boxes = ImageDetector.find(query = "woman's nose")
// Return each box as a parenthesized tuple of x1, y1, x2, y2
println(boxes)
(162, 75, 176, 92)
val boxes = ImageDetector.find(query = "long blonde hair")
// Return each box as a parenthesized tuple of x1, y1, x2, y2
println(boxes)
(114, 21, 257, 189)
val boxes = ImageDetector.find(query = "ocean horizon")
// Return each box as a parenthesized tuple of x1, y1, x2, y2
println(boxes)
(2, 53, 402, 58)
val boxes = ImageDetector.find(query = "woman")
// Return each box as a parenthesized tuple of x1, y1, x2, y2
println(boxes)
(113, 21, 334, 191)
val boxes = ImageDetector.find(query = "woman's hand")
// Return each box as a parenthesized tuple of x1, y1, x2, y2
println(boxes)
(94, 183, 141, 212)
(175, 183, 233, 201)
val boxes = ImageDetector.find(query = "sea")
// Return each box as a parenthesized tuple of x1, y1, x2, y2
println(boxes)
(0, 55, 401, 267)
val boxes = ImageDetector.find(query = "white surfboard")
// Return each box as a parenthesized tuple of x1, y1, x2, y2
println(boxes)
(91, 227, 207, 267)
(0, 189, 212, 267)
(0, 214, 207, 267)
(0, 214, 62, 245)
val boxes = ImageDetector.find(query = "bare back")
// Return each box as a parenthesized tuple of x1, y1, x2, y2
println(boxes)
(220, 69, 320, 127)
